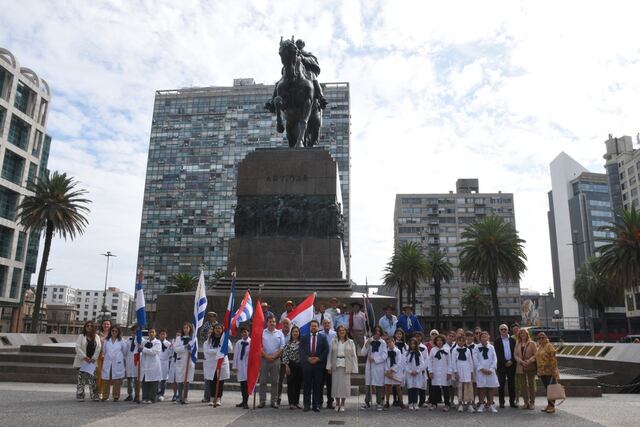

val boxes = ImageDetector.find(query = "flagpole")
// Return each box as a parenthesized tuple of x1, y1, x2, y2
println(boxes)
(253, 282, 264, 410)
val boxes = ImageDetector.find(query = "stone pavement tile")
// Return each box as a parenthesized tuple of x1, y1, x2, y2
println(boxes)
(560, 394, 640, 427)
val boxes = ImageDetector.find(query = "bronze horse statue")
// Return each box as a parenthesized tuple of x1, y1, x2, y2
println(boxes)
(267, 38, 322, 148)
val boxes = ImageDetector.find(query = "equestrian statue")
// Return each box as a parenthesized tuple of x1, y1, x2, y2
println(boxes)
(265, 36, 328, 148)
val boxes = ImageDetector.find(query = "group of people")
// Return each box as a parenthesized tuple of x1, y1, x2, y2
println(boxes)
(73, 301, 561, 415)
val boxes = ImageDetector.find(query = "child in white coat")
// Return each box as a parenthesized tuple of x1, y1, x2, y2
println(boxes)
(451, 334, 475, 412)
(140, 327, 163, 404)
(404, 338, 426, 411)
(232, 326, 251, 409)
(473, 331, 499, 413)
(428, 335, 451, 411)
(174, 322, 195, 404)
(157, 329, 171, 401)
(383, 337, 405, 409)
(360, 326, 387, 411)
(167, 331, 180, 402)
(203, 323, 230, 407)
(124, 325, 139, 402)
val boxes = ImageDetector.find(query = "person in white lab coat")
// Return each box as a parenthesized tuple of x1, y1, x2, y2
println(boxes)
(451, 334, 475, 413)
(156, 329, 171, 401)
(74, 321, 102, 401)
(360, 326, 387, 411)
(404, 338, 426, 411)
(232, 326, 251, 409)
(167, 331, 181, 402)
(203, 323, 230, 407)
(383, 337, 405, 409)
(101, 325, 127, 401)
(139, 327, 162, 403)
(124, 324, 139, 402)
(174, 322, 195, 404)
(428, 335, 451, 411)
(473, 331, 499, 413)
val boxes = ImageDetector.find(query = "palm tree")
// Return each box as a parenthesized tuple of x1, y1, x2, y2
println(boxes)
(425, 250, 453, 329)
(382, 256, 404, 310)
(18, 171, 90, 333)
(394, 242, 430, 310)
(596, 206, 640, 291)
(461, 285, 490, 328)
(574, 258, 623, 341)
(459, 215, 527, 325)
(166, 273, 199, 293)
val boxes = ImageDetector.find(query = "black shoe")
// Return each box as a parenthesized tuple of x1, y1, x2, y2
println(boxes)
(510, 403, 518, 408)
(236, 402, 244, 407)
(499, 403, 505, 409)
(313, 407, 320, 412)
(326, 404, 335, 410)
(124, 396, 133, 402)
(257, 402, 266, 408)
(271, 403, 279, 409)
(242, 404, 249, 409)
(303, 406, 311, 412)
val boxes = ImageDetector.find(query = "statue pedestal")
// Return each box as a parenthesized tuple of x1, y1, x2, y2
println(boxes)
(228, 147, 346, 280)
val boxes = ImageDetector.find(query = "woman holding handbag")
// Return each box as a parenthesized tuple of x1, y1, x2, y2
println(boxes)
(535, 332, 561, 413)
(514, 329, 537, 410)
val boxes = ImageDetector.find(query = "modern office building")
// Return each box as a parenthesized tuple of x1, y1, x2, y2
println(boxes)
(42, 284, 78, 306)
(393, 179, 521, 320)
(136, 79, 351, 304)
(602, 134, 640, 332)
(73, 287, 133, 326)
(548, 152, 626, 333)
(0, 48, 52, 332)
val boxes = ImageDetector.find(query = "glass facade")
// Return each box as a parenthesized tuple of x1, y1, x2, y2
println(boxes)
(0, 225, 14, 259)
(1, 149, 25, 185)
(137, 80, 351, 302)
(0, 186, 19, 220)
(14, 81, 31, 115)
(7, 115, 29, 150)
(14, 231, 26, 262)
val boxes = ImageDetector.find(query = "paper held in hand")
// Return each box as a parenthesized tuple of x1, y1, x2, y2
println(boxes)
(80, 360, 96, 375)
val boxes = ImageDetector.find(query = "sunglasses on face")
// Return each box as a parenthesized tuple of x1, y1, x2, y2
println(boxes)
(500, 328, 508, 331)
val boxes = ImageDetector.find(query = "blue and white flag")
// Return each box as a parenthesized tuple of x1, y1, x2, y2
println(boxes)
(135, 270, 146, 346)
(217, 273, 235, 367)
(191, 270, 208, 364)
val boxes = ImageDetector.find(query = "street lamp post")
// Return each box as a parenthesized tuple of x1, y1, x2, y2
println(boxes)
(552, 309, 563, 341)
(100, 251, 116, 322)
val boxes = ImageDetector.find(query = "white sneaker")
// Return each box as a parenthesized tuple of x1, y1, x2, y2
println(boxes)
(414, 403, 419, 411)
(360, 403, 370, 410)
(339, 407, 345, 412)
(490, 404, 498, 413)
(467, 404, 476, 413)
(476, 404, 484, 413)
(377, 404, 383, 411)
(207, 401, 214, 406)
(458, 404, 463, 413)
(158, 396, 164, 402)
(334, 406, 339, 412)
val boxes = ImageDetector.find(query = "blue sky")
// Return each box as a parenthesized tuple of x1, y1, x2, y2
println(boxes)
(1, 0, 640, 295)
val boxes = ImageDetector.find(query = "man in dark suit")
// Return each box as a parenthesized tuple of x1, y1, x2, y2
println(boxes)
(300, 320, 329, 412)
(494, 323, 517, 408)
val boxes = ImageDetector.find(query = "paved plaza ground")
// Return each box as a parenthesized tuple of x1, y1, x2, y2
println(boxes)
(1, 382, 639, 427)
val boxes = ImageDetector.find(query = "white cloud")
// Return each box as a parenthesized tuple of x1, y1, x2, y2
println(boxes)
(1, 0, 639, 296)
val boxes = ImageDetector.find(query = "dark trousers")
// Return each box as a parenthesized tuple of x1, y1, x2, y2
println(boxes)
(302, 363, 323, 409)
(408, 388, 419, 404)
(208, 373, 225, 400)
(429, 385, 450, 406)
(157, 380, 166, 397)
(497, 365, 516, 406)
(287, 361, 303, 406)
(142, 381, 158, 402)
(240, 381, 248, 404)
(321, 370, 333, 406)
(277, 363, 286, 404)
(539, 375, 556, 408)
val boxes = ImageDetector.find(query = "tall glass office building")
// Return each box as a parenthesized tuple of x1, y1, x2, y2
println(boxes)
(137, 79, 350, 303)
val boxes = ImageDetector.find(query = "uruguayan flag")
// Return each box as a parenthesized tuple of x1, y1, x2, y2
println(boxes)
(191, 270, 208, 363)
(135, 270, 146, 345)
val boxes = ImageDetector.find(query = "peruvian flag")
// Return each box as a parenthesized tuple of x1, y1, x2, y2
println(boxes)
(246, 298, 264, 396)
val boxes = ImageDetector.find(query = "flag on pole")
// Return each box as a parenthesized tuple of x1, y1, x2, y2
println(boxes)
(279, 293, 315, 335)
(230, 290, 253, 336)
(190, 270, 208, 364)
(247, 298, 264, 395)
(134, 269, 146, 366)
(216, 273, 236, 368)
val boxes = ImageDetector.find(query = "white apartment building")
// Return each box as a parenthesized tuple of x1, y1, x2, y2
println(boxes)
(43, 285, 133, 326)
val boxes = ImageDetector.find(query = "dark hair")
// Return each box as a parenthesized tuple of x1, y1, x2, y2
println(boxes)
(83, 321, 96, 338)
(394, 329, 405, 341)
(182, 322, 194, 336)
(238, 326, 248, 334)
(130, 324, 138, 331)
(290, 325, 301, 342)
(159, 328, 167, 334)
(407, 337, 419, 350)
(309, 320, 320, 327)
(109, 325, 122, 340)
(465, 330, 474, 337)
(372, 325, 384, 337)
(212, 323, 224, 335)
(434, 334, 446, 347)
(100, 319, 111, 333)
(266, 315, 276, 322)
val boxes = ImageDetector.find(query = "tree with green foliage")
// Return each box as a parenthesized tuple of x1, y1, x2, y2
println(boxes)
(425, 250, 453, 329)
(461, 285, 490, 328)
(166, 273, 198, 293)
(596, 206, 640, 291)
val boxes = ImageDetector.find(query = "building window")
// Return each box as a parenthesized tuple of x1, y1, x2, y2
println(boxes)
(2, 150, 26, 185)
(0, 225, 14, 258)
(0, 187, 19, 220)
(13, 81, 34, 115)
(0, 66, 11, 100)
(26, 162, 37, 190)
(32, 131, 43, 158)
(14, 231, 26, 262)
(0, 106, 6, 137)
(7, 115, 30, 150)
(0, 265, 8, 296)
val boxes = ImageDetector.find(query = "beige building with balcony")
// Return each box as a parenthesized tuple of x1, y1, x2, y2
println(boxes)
(0, 48, 52, 332)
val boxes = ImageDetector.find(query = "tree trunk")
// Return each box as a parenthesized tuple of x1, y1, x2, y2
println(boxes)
(411, 281, 417, 310)
(489, 280, 501, 329)
(599, 308, 608, 342)
(434, 279, 441, 330)
(398, 285, 403, 313)
(30, 221, 54, 333)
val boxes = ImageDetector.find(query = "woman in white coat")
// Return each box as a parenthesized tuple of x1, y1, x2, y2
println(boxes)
(473, 331, 499, 413)
(404, 338, 426, 411)
(232, 326, 251, 409)
(174, 322, 195, 404)
(140, 327, 163, 404)
(101, 325, 128, 401)
(203, 323, 230, 407)
(74, 321, 102, 401)
(360, 326, 387, 411)
(167, 331, 181, 402)
(428, 335, 451, 411)
(383, 337, 405, 409)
